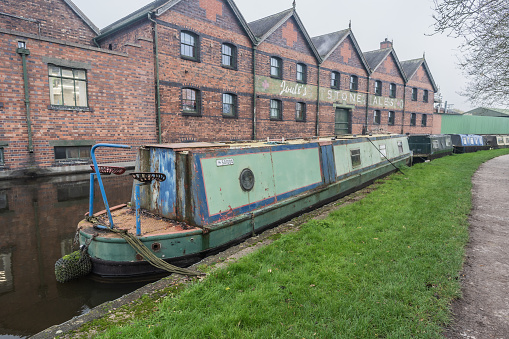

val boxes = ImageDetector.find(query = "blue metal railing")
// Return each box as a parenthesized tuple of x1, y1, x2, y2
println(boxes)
(89, 143, 131, 229)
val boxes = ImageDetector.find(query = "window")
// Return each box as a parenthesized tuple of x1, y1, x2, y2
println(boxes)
(296, 63, 306, 83)
(182, 88, 200, 115)
(373, 110, 381, 125)
(421, 114, 427, 126)
(0, 148, 3, 165)
(379, 144, 387, 158)
(350, 75, 358, 92)
(350, 149, 361, 167)
(423, 89, 429, 102)
(388, 111, 395, 125)
(48, 65, 88, 107)
(222, 93, 237, 117)
(270, 99, 282, 120)
(296, 102, 306, 121)
(270, 57, 282, 79)
(410, 113, 416, 126)
(397, 140, 404, 153)
(181, 31, 198, 60)
(374, 80, 382, 96)
(54, 146, 91, 161)
(331, 71, 340, 89)
(221, 43, 236, 69)
(412, 87, 418, 101)
(389, 83, 396, 98)
(432, 140, 439, 149)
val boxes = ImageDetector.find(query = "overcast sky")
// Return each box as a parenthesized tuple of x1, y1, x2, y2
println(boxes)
(72, 0, 471, 112)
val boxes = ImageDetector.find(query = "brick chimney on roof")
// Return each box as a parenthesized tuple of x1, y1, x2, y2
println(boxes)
(380, 38, 392, 49)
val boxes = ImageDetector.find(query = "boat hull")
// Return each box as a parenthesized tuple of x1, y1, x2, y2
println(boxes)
(80, 142, 411, 280)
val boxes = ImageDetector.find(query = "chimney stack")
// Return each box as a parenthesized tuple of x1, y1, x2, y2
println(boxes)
(380, 38, 392, 49)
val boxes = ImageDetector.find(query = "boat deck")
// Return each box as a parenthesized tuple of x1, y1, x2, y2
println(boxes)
(79, 207, 200, 238)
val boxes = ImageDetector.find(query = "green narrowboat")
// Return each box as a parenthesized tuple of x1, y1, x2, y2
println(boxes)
(408, 134, 453, 161)
(79, 135, 411, 280)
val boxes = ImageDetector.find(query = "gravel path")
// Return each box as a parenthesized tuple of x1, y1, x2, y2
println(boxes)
(443, 154, 509, 339)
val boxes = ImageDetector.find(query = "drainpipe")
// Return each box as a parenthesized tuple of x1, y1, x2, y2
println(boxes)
(148, 13, 162, 143)
(401, 84, 406, 134)
(316, 63, 320, 137)
(252, 45, 257, 140)
(364, 76, 370, 135)
(17, 44, 33, 152)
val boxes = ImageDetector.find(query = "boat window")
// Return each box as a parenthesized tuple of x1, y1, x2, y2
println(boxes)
(432, 140, 439, 149)
(497, 137, 503, 143)
(0, 147, 3, 165)
(462, 137, 467, 144)
(397, 141, 404, 153)
(350, 149, 361, 167)
(54, 146, 91, 161)
(379, 144, 386, 158)
(446, 139, 451, 146)
(506, 138, 509, 143)
(470, 137, 474, 144)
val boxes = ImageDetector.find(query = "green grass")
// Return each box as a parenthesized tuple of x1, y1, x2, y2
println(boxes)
(91, 150, 509, 338)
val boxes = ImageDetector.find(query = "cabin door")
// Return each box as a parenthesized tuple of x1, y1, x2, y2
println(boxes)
(334, 108, 350, 135)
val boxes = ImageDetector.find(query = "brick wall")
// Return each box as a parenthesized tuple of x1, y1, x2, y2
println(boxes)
(0, 0, 97, 46)
(404, 64, 435, 134)
(154, 0, 254, 142)
(319, 36, 369, 136)
(254, 16, 319, 140)
(0, 31, 156, 171)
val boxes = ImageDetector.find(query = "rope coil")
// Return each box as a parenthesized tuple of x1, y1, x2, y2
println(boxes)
(99, 227, 203, 277)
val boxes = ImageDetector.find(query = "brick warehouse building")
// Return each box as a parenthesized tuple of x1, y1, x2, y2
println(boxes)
(0, 0, 437, 177)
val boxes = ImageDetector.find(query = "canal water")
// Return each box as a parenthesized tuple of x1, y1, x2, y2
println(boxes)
(0, 173, 149, 338)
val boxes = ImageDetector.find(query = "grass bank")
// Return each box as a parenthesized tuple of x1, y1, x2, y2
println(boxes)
(82, 150, 509, 338)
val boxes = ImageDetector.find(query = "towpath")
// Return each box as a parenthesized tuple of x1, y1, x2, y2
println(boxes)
(443, 154, 509, 338)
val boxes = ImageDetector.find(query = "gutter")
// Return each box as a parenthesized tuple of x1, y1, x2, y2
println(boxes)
(401, 83, 406, 134)
(252, 45, 257, 140)
(364, 76, 370, 135)
(316, 63, 321, 136)
(17, 45, 33, 152)
(147, 13, 162, 143)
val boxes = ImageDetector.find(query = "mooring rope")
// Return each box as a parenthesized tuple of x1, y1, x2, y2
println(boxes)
(103, 227, 203, 276)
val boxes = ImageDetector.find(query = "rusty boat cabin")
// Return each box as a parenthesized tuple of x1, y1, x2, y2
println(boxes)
(79, 134, 412, 280)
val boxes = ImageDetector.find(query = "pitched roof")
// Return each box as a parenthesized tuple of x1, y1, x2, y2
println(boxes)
(63, 0, 100, 34)
(97, 0, 255, 43)
(363, 47, 407, 82)
(311, 29, 370, 73)
(311, 29, 349, 59)
(400, 58, 438, 92)
(248, 8, 321, 61)
(464, 107, 509, 117)
(248, 8, 293, 39)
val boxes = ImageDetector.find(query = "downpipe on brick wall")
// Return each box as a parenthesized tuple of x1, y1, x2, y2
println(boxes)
(17, 43, 34, 153)
(148, 12, 162, 144)
(363, 76, 370, 135)
(316, 63, 321, 137)
(252, 45, 257, 140)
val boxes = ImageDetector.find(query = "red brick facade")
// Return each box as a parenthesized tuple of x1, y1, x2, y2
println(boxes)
(0, 0, 156, 175)
(0, 0, 437, 176)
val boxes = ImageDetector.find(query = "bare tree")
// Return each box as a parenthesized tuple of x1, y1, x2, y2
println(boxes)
(432, 0, 509, 106)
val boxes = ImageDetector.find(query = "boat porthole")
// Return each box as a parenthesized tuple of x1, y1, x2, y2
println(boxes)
(151, 242, 161, 252)
(239, 168, 255, 191)
(136, 254, 143, 261)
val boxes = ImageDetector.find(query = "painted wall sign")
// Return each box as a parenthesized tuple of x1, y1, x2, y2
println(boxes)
(256, 76, 403, 110)
(216, 158, 234, 167)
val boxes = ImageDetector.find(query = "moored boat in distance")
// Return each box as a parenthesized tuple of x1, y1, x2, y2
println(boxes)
(79, 135, 412, 280)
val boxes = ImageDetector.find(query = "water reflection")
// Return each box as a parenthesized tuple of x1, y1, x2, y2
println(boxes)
(0, 173, 144, 338)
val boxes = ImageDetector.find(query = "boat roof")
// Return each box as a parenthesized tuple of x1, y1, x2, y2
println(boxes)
(143, 134, 404, 150)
